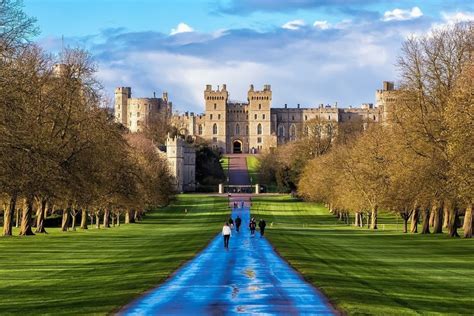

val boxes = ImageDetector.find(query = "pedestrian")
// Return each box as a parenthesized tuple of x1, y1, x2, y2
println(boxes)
(249, 218, 256, 236)
(258, 219, 266, 237)
(222, 222, 231, 249)
(229, 217, 234, 229)
(235, 216, 242, 232)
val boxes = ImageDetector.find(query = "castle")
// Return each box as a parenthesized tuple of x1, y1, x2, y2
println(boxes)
(113, 81, 397, 191)
(170, 82, 395, 154)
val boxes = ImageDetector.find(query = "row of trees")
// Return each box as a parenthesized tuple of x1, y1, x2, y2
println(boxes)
(299, 23, 473, 238)
(0, 0, 175, 236)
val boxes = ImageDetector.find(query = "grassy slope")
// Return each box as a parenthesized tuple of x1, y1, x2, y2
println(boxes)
(251, 195, 474, 316)
(246, 155, 259, 184)
(220, 156, 230, 178)
(0, 195, 228, 315)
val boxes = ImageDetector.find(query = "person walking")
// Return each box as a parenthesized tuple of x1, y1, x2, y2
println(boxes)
(235, 216, 242, 232)
(222, 222, 231, 249)
(258, 219, 267, 237)
(229, 217, 234, 229)
(249, 218, 256, 236)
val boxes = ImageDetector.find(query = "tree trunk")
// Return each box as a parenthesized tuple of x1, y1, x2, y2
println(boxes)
(116, 213, 120, 226)
(443, 201, 450, 228)
(354, 212, 360, 227)
(19, 197, 35, 236)
(448, 206, 460, 238)
(370, 206, 378, 230)
(103, 209, 110, 228)
(125, 210, 130, 224)
(71, 211, 77, 231)
(15, 206, 20, 228)
(429, 206, 435, 227)
(35, 199, 47, 233)
(111, 214, 115, 227)
(95, 212, 100, 229)
(433, 200, 443, 233)
(410, 207, 419, 233)
(3, 194, 17, 236)
(80, 209, 88, 229)
(402, 213, 409, 233)
(366, 212, 371, 228)
(421, 207, 430, 234)
(463, 203, 473, 238)
(61, 208, 69, 231)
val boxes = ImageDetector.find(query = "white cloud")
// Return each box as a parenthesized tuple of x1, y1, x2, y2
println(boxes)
(441, 11, 474, 24)
(382, 7, 423, 22)
(282, 19, 306, 30)
(170, 22, 195, 35)
(313, 20, 330, 30)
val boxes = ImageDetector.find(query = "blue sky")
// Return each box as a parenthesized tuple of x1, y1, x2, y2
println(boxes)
(24, 0, 474, 112)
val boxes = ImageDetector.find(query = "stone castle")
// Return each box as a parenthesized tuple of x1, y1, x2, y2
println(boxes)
(169, 82, 395, 154)
(114, 81, 397, 191)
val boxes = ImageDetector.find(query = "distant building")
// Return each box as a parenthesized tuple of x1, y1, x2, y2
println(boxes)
(114, 82, 395, 156)
(164, 135, 196, 192)
(114, 87, 172, 133)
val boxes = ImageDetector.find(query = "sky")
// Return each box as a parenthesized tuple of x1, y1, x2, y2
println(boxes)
(24, 0, 474, 113)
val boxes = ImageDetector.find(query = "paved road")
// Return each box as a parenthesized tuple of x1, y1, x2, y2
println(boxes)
(227, 155, 250, 185)
(119, 155, 334, 315)
(120, 204, 334, 315)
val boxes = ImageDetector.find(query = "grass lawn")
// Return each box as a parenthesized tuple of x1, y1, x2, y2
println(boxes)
(246, 155, 260, 184)
(251, 195, 474, 316)
(220, 156, 230, 178)
(0, 195, 229, 315)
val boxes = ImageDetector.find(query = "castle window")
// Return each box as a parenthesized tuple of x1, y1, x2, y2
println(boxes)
(257, 123, 262, 135)
(198, 124, 203, 135)
(292, 115, 295, 121)
(290, 124, 296, 137)
(213, 123, 218, 135)
(210, 114, 213, 120)
(117, 113, 120, 118)
(117, 104, 120, 109)
(278, 125, 285, 137)
(137, 112, 140, 117)
(328, 115, 331, 120)
(263, 114, 266, 120)
(218, 114, 221, 120)
(254, 114, 257, 120)
(305, 115, 307, 121)
(214, 103, 217, 110)
(236, 124, 240, 135)
(257, 137, 262, 143)
(246, 125, 249, 135)
(373, 115, 376, 121)
(259, 104, 261, 110)
(213, 137, 217, 143)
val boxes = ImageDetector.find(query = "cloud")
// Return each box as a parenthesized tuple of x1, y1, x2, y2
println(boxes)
(382, 7, 423, 22)
(441, 11, 474, 24)
(170, 22, 194, 35)
(313, 20, 330, 30)
(282, 19, 306, 30)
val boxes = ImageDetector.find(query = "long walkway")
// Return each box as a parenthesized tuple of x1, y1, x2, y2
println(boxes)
(119, 155, 334, 315)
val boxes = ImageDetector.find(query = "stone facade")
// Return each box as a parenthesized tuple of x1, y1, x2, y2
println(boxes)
(173, 83, 391, 154)
(114, 87, 172, 133)
(164, 135, 196, 192)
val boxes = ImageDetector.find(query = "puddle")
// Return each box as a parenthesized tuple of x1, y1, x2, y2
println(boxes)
(244, 269, 256, 279)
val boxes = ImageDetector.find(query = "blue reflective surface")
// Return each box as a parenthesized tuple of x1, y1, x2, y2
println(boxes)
(119, 206, 335, 315)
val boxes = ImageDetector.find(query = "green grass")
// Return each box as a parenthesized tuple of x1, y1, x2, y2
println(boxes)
(251, 195, 474, 316)
(220, 156, 230, 178)
(246, 155, 260, 184)
(0, 195, 229, 315)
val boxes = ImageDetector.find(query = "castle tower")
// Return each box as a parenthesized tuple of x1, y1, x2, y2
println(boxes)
(247, 84, 272, 153)
(375, 81, 397, 124)
(204, 84, 228, 153)
(114, 87, 131, 126)
(166, 135, 185, 192)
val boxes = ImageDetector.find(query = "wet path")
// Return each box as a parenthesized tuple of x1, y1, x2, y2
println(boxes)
(227, 155, 250, 185)
(120, 203, 334, 315)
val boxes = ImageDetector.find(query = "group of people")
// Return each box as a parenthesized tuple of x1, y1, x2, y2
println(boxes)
(222, 216, 266, 249)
